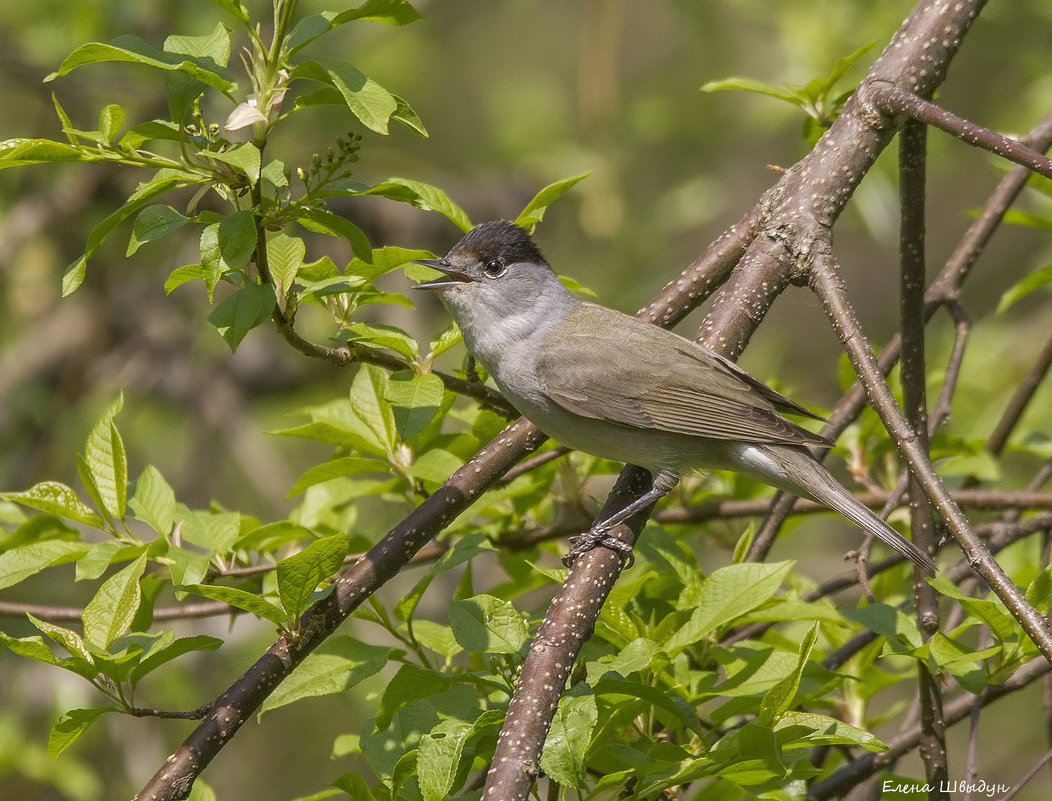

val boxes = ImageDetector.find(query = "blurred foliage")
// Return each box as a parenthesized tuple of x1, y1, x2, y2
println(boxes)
(0, 1, 1050, 800)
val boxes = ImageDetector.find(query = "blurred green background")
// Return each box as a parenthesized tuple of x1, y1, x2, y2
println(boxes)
(1, 1, 1050, 798)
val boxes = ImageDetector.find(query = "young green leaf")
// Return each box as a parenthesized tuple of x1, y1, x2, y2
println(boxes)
(259, 635, 391, 716)
(129, 634, 224, 686)
(2, 481, 104, 526)
(163, 22, 232, 67)
(759, 623, 818, 724)
(208, 283, 276, 351)
(201, 143, 261, 183)
(266, 231, 306, 296)
(128, 465, 176, 536)
(276, 533, 349, 622)
(349, 364, 397, 455)
(46, 34, 235, 92)
(297, 60, 398, 134)
(127, 205, 190, 255)
(0, 137, 103, 170)
(49, 708, 115, 759)
(179, 583, 287, 627)
(0, 540, 90, 591)
(82, 553, 147, 650)
(296, 209, 372, 259)
(81, 394, 128, 521)
(448, 594, 529, 654)
(384, 371, 445, 441)
(664, 561, 793, 652)
(340, 322, 419, 361)
(360, 178, 472, 232)
(418, 717, 474, 801)
(540, 691, 598, 788)
(515, 172, 589, 229)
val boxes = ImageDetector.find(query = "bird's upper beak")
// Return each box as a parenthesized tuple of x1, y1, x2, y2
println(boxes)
(412, 259, 475, 291)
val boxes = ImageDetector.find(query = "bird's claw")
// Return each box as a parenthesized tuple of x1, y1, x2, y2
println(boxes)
(563, 527, 635, 569)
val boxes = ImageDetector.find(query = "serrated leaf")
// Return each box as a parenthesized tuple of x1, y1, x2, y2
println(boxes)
(3, 481, 104, 526)
(515, 173, 589, 229)
(82, 553, 147, 649)
(28, 614, 94, 665)
(208, 283, 276, 351)
(179, 583, 287, 626)
(127, 205, 189, 255)
(360, 178, 472, 231)
(259, 636, 390, 716)
(49, 708, 114, 758)
(128, 465, 176, 535)
(266, 232, 306, 296)
(374, 664, 454, 731)
(178, 508, 240, 555)
(540, 692, 598, 788)
(276, 533, 349, 621)
(664, 561, 793, 652)
(448, 594, 528, 654)
(81, 394, 127, 520)
(0, 540, 90, 591)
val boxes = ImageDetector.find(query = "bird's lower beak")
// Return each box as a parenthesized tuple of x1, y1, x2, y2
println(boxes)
(412, 259, 474, 290)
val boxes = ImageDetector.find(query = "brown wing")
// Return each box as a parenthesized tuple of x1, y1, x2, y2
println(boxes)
(536, 304, 830, 448)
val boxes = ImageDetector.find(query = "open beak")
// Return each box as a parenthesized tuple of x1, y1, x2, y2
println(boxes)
(412, 259, 475, 291)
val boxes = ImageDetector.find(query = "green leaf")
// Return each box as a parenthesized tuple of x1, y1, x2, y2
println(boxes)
(664, 561, 793, 652)
(349, 365, 397, 454)
(340, 322, 419, 361)
(28, 614, 95, 665)
(384, 371, 445, 440)
(129, 634, 223, 686)
(98, 104, 125, 144)
(287, 456, 389, 497)
(179, 583, 287, 626)
(701, 76, 803, 102)
(201, 143, 261, 183)
(331, 0, 424, 27)
(997, 262, 1052, 313)
(448, 594, 528, 654)
(49, 708, 115, 758)
(81, 394, 128, 521)
(391, 94, 428, 136)
(46, 35, 235, 91)
(360, 178, 472, 232)
(418, 717, 473, 801)
(3, 481, 104, 526)
(164, 22, 231, 67)
(127, 205, 190, 256)
(260, 636, 391, 716)
(842, 603, 924, 651)
(82, 554, 147, 649)
(294, 60, 398, 134)
(276, 533, 349, 621)
(128, 465, 176, 535)
(515, 173, 589, 229)
(774, 710, 887, 751)
(266, 232, 306, 296)
(759, 623, 818, 724)
(61, 172, 189, 295)
(178, 508, 240, 554)
(0, 540, 90, 591)
(0, 137, 105, 170)
(200, 210, 257, 276)
(295, 208, 372, 258)
(374, 664, 453, 731)
(208, 283, 276, 351)
(165, 263, 221, 300)
(540, 691, 598, 788)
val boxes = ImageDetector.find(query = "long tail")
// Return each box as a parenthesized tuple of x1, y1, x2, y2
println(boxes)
(765, 445, 937, 571)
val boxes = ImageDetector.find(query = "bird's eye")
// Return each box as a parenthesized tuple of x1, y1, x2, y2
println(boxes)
(483, 259, 506, 277)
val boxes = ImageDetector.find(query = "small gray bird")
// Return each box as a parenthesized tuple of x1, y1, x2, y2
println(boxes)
(415, 220, 935, 571)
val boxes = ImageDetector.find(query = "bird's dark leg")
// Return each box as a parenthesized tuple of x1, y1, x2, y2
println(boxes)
(563, 469, 679, 567)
